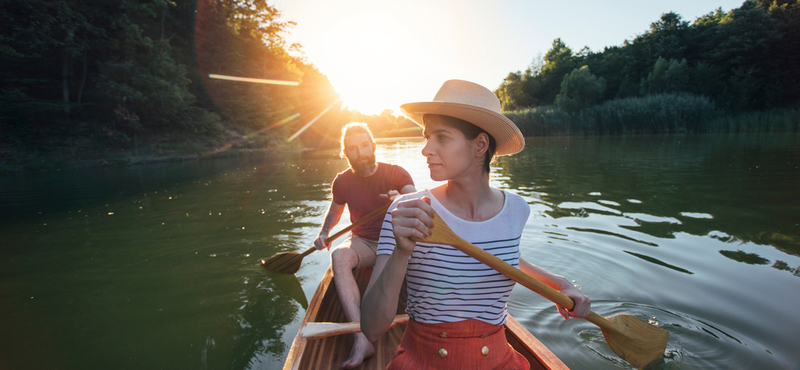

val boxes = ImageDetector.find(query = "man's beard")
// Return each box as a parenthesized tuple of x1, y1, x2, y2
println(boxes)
(348, 153, 377, 176)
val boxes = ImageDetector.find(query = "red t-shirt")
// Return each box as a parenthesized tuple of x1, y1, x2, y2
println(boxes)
(332, 162, 414, 240)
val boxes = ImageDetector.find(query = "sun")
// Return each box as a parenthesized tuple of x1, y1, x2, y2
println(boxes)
(289, 2, 449, 115)
(314, 9, 413, 115)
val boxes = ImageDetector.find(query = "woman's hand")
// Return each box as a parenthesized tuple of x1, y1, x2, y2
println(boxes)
(556, 285, 591, 320)
(390, 196, 433, 255)
(518, 258, 591, 321)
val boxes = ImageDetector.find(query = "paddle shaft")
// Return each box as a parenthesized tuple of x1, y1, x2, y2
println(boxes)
(419, 213, 668, 369)
(422, 213, 616, 333)
(298, 201, 393, 257)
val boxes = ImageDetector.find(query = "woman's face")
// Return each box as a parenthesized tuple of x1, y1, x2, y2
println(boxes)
(421, 117, 479, 182)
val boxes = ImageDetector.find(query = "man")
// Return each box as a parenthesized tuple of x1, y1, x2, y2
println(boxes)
(313, 122, 416, 369)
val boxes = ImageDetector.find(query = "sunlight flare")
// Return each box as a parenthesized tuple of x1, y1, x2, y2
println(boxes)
(201, 112, 303, 158)
(208, 74, 299, 86)
(268, 113, 301, 130)
(287, 98, 342, 142)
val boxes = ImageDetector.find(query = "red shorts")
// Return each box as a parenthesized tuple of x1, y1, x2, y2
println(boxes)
(386, 318, 530, 370)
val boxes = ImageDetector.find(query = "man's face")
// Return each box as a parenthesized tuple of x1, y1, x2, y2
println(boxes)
(343, 132, 377, 175)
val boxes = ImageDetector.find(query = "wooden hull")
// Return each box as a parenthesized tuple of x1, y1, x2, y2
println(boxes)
(283, 265, 569, 370)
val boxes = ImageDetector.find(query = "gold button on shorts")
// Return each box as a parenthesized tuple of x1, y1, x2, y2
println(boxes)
(438, 348, 448, 358)
(481, 346, 489, 356)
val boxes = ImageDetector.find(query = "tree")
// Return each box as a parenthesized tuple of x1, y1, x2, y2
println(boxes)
(494, 0, 799, 112)
(0, 0, 107, 121)
(538, 38, 578, 103)
(496, 71, 532, 111)
(195, 0, 315, 136)
(713, 1, 782, 109)
(640, 57, 689, 95)
(555, 66, 606, 111)
(645, 12, 689, 61)
(760, 0, 800, 106)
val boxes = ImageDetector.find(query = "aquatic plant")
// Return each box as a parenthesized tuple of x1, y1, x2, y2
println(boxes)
(505, 93, 798, 136)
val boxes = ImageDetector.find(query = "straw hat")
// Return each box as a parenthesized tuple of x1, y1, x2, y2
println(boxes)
(400, 79, 524, 156)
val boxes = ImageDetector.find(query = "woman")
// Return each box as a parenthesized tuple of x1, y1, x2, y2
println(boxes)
(361, 79, 591, 369)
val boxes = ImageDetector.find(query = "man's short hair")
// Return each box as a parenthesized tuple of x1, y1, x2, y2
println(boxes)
(340, 123, 375, 158)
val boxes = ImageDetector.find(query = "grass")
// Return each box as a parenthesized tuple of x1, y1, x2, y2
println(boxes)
(704, 110, 800, 133)
(505, 93, 799, 136)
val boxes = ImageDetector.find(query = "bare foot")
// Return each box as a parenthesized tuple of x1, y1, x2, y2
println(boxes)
(341, 333, 374, 369)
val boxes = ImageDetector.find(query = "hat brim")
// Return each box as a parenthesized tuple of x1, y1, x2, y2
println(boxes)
(400, 102, 524, 156)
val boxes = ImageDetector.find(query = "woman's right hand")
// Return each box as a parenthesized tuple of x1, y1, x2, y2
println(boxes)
(556, 285, 591, 320)
(390, 196, 434, 255)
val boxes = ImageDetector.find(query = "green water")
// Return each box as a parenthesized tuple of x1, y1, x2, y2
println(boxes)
(1, 134, 799, 369)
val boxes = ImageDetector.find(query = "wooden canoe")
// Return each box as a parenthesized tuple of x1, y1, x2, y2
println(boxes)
(282, 265, 569, 370)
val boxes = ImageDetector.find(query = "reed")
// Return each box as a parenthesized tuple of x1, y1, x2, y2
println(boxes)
(703, 110, 800, 134)
(505, 93, 798, 136)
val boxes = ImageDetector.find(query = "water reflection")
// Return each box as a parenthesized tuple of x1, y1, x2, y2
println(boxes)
(623, 251, 694, 275)
(496, 134, 800, 255)
(225, 271, 306, 369)
(719, 250, 770, 265)
(0, 151, 350, 369)
(493, 134, 800, 369)
(2, 134, 800, 369)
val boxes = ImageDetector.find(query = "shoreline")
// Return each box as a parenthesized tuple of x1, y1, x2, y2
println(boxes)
(0, 133, 424, 173)
(0, 148, 319, 173)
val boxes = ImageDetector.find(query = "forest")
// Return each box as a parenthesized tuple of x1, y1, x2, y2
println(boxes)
(1, 0, 798, 170)
(496, 0, 799, 136)
(0, 0, 416, 170)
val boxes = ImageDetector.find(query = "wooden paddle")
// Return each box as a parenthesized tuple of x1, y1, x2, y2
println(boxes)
(261, 202, 392, 274)
(417, 212, 669, 370)
(301, 314, 409, 340)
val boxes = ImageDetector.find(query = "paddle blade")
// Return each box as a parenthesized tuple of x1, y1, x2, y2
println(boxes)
(261, 252, 303, 274)
(600, 314, 669, 369)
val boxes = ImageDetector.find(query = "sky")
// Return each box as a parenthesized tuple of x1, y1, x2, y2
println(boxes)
(274, 0, 745, 115)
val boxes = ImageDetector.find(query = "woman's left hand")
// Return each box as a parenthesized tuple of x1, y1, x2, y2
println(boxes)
(556, 285, 591, 320)
(390, 196, 433, 256)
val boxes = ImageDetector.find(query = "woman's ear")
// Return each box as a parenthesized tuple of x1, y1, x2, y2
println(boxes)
(475, 132, 490, 156)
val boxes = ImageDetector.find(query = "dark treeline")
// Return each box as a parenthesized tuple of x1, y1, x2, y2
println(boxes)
(496, 0, 800, 135)
(0, 0, 415, 169)
(4, 1, 797, 169)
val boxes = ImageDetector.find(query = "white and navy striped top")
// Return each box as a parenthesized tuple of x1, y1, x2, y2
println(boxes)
(377, 189, 530, 325)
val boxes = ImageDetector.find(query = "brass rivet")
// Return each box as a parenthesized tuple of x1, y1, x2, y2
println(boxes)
(438, 348, 448, 358)
(480, 333, 488, 338)
(438, 332, 448, 338)
(481, 346, 489, 356)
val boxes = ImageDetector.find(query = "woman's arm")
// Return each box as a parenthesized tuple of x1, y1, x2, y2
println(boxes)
(361, 197, 433, 342)
(361, 253, 408, 342)
(519, 257, 591, 319)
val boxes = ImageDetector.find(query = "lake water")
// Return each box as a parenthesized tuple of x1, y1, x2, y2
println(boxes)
(1, 134, 799, 369)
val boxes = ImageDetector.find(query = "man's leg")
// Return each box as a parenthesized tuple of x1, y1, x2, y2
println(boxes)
(330, 237, 377, 369)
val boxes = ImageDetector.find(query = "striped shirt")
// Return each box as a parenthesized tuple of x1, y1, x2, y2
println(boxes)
(377, 189, 530, 325)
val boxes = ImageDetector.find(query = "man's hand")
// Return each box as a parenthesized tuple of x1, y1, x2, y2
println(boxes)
(380, 190, 401, 201)
(313, 234, 330, 251)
